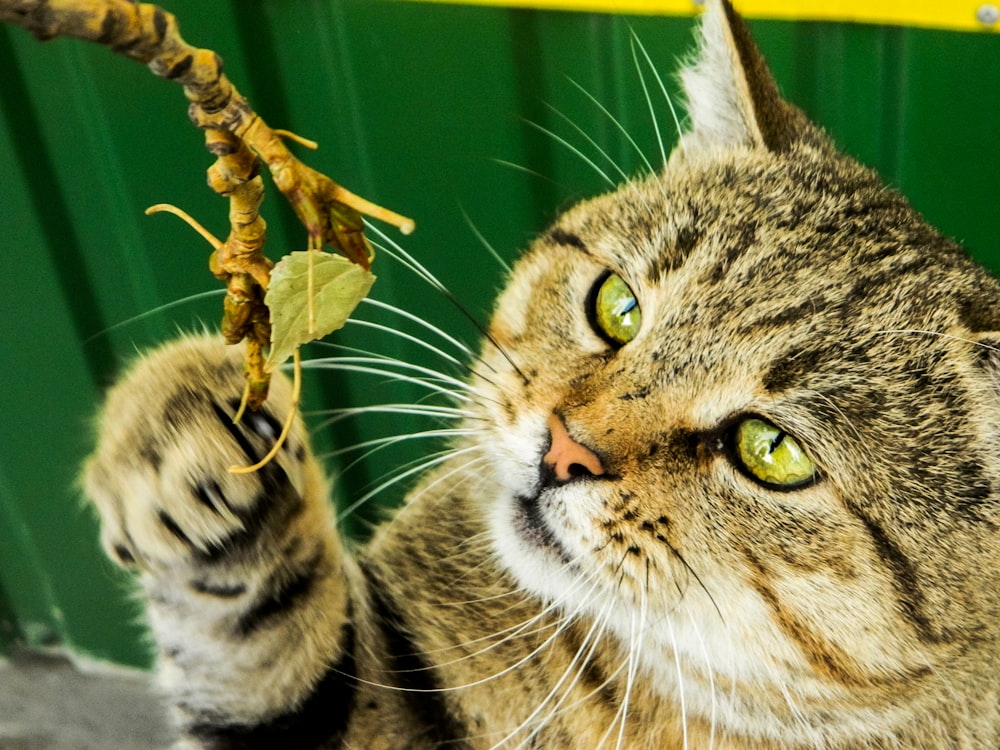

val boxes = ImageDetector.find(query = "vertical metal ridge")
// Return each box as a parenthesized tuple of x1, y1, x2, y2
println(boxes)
(0, 25, 116, 386)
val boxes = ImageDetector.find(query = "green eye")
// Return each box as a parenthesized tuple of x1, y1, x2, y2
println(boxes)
(592, 273, 641, 345)
(734, 418, 816, 489)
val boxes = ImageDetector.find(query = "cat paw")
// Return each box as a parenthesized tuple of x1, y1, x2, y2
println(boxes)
(83, 335, 316, 573)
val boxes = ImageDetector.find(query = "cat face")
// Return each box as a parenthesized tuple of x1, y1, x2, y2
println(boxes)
(471, 0, 1000, 737)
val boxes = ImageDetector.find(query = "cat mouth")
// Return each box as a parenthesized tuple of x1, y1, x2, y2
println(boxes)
(513, 494, 573, 564)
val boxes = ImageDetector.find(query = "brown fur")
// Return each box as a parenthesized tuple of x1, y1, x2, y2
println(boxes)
(84, 1, 1000, 747)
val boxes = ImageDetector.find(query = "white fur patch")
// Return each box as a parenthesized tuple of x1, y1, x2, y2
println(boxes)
(677, 0, 755, 155)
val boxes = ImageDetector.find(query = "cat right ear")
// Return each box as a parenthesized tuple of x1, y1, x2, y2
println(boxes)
(676, 0, 816, 157)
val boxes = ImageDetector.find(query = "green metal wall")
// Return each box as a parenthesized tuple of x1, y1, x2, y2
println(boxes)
(1, 1, 997, 667)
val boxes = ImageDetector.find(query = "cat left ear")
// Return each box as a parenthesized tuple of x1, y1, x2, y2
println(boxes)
(678, 0, 815, 156)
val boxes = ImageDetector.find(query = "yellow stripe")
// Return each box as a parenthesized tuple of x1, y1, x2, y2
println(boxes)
(397, 0, 1000, 32)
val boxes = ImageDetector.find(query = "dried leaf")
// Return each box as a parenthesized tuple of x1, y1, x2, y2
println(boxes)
(265, 250, 375, 369)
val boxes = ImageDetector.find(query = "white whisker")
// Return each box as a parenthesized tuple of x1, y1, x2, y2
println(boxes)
(629, 29, 685, 151)
(438, 584, 602, 693)
(490, 158, 569, 190)
(84, 289, 225, 342)
(345, 317, 467, 369)
(302, 360, 472, 403)
(418, 562, 612, 700)
(310, 403, 474, 430)
(523, 119, 617, 188)
(593, 576, 646, 750)
(543, 102, 632, 183)
(430, 561, 606, 673)
(629, 34, 668, 169)
(757, 655, 814, 743)
(360, 297, 477, 358)
(366, 223, 454, 296)
(357, 568, 605, 699)
(335, 446, 484, 522)
(496, 600, 614, 749)
(460, 205, 513, 274)
(307, 354, 473, 395)
(359, 235, 530, 385)
(666, 611, 689, 750)
(684, 603, 717, 750)
(564, 75, 655, 175)
(325, 427, 476, 468)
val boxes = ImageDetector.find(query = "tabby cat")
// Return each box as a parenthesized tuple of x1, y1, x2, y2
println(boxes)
(83, 1, 1000, 747)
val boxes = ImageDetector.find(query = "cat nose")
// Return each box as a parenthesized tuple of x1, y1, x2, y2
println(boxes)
(544, 414, 605, 482)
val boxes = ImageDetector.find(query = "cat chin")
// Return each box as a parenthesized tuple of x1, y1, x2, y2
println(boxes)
(510, 494, 573, 564)
(488, 492, 591, 605)
(487, 491, 861, 737)
(488, 497, 729, 726)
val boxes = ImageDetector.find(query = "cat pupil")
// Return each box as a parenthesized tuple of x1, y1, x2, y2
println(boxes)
(616, 298, 637, 315)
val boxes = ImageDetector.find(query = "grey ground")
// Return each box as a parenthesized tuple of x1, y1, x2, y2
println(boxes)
(0, 651, 170, 750)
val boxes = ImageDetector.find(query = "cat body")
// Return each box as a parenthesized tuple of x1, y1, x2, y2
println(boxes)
(83, 1, 1000, 747)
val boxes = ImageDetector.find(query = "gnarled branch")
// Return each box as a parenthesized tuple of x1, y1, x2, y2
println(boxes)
(1, 0, 414, 407)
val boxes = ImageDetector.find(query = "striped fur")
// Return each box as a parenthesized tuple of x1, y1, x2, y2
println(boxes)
(84, 1, 1000, 747)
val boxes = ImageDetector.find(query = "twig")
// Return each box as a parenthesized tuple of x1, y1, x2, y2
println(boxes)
(0, 0, 415, 409)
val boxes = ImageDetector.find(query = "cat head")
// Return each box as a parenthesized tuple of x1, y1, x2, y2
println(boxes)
(474, 0, 1000, 741)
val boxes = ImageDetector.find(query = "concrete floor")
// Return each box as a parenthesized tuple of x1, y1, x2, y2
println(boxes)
(0, 651, 170, 749)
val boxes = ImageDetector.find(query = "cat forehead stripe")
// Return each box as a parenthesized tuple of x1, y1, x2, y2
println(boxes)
(545, 227, 589, 252)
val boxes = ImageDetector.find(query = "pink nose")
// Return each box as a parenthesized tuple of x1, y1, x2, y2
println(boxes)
(544, 414, 605, 482)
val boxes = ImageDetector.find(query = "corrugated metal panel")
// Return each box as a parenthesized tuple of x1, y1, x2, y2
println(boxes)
(1, 1, 997, 666)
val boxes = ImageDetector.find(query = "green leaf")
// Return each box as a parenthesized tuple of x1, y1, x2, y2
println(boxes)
(265, 250, 375, 368)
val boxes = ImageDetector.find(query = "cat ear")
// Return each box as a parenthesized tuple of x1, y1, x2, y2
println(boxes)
(677, 0, 813, 155)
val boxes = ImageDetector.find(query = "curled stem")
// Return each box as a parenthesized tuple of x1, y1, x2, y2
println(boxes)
(273, 128, 319, 150)
(229, 349, 302, 474)
(145, 203, 222, 249)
